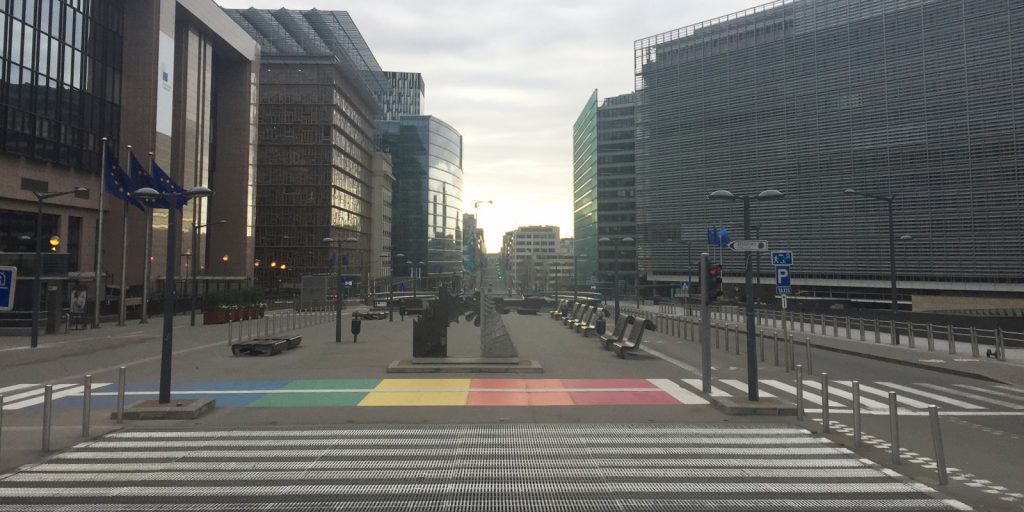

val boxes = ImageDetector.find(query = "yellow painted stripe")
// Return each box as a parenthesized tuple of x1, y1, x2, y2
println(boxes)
(374, 379, 471, 390)
(358, 391, 468, 407)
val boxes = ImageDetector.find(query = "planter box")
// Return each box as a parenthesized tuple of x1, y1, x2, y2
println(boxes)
(203, 310, 229, 325)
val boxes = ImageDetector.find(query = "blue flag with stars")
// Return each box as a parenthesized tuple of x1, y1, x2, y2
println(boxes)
(103, 148, 145, 211)
(150, 160, 188, 210)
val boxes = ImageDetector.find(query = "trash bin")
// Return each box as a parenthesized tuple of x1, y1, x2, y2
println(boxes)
(351, 313, 362, 343)
(596, 316, 607, 336)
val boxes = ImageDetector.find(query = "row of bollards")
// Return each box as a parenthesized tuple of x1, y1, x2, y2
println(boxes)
(30, 366, 129, 458)
(226, 306, 334, 344)
(795, 371, 948, 485)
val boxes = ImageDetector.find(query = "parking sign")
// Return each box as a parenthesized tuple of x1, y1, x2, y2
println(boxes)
(0, 266, 17, 311)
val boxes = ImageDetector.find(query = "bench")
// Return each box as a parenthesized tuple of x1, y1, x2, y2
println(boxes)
(600, 315, 633, 350)
(562, 303, 582, 326)
(574, 307, 596, 333)
(230, 335, 302, 356)
(582, 308, 608, 337)
(569, 306, 592, 330)
(613, 317, 653, 359)
(550, 300, 566, 318)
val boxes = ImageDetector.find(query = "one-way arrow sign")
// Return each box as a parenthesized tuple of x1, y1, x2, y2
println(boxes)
(727, 240, 769, 252)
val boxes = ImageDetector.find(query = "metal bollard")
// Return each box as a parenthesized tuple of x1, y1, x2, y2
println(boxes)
(948, 325, 956, 354)
(42, 385, 53, 451)
(970, 327, 979, 357)
(725, 325, 731, 352)
(821, 373, 830, 433)
(809, 315, 815, 334)
(804, 336, 813, 374)
(715, 323, 720, 349)
(852, 381, 862, 448)
(116, 366, 126, 424)
(773, 331, 780, 366)
(927, 324, 935, 351)
(833, 316, 838, 337)
(907, 322, 915, 349)
(759, 329, 766, 362)
(889, 391, 901, 465)
(929, 406, 948, 485)
(996, 328, 1006, 361)
(799, 313, 805, 332)
(890, 320, 898, 346)
(82, 374, 92, 437)
(859, 318, 865, 341)
(786, 335, 795, 372)
(227, 319, 233, 343)
(735, 326, 741, 355)
(874, 319, 881, 343)
(795, 365, 804, 421)
(845, 317, 851, 339)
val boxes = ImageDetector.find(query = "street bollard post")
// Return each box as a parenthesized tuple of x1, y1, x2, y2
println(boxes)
(804, 336, 813, 374)
(995, 328, 1006, 361)
(907, 322, 916, 348)
(800, 313, 805, 332)
(890, 320, 898, 345)
(787, 335, 795, 372)
(874, 318, 881, 343)
(889, 391, 901, 465)
(82, 374, 92, 437)
(948, 325, 956, 354)
(845, 317, 851, 339)
(833, 316, 838, 337)
(795, 365, 804, 421)
(758, 329, 765, 362)
(929, 406, 948, 485)
(927, 323, 935, 351)
(42, 385, 53, 451)
(970, 326, 980, 357)
(227, 319, 232, 343)
(116, 366, 126, 424)
(852, 381, 862, 448)
(773, 331, 780, 366)
(735, 325, 741, 355)
(715, 323, 720, 349)
(859, 318, 865, 341)
(821, 373, 830, 433)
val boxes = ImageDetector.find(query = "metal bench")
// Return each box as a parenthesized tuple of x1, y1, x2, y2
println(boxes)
(230, 335, 302, 356)
(550, 300, 567, 318)
(613, 317, 652, 359)
(562, 303, 582, 326)
(569, 306, 593, 330)
(582, 308, 608, 337)
(600, 315, 633, 350)
(574, 306, 596, 333)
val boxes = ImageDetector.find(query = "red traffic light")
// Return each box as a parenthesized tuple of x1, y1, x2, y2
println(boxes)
(708, 263, 722, 277)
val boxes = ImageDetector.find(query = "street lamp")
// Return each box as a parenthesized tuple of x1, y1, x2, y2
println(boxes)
(389, 253, 405, 321)
(323, 236, 358, 344)
(133, 185, 213, 404)
(709, 188, 784, 402)
(474, 200, 493, 326)
(30, 187, 88, 348)
(843, 189, 902, 312)
(598, 237, 635, 320)
(189, 219, 226, 326)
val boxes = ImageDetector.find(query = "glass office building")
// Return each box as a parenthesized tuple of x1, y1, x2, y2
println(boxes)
(378, 71, 425, 121)
(378, 115, 464, 281)
(635, 0, 1024, 305)
(572, 91, 598, 284)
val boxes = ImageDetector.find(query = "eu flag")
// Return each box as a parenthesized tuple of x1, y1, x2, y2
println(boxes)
(718, 225, 731, 246)
(707, 227, 719, 246)
(151, 160, 189, 210)
(104, 149, 145, 211)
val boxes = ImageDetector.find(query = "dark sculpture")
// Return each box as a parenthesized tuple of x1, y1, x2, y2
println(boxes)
(412, 286, 467, 357)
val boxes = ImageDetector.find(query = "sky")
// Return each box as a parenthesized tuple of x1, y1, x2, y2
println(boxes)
(218, 0, 769, 249)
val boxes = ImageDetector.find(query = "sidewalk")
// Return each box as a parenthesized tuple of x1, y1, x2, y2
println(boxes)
(630, 304, 1024, 387)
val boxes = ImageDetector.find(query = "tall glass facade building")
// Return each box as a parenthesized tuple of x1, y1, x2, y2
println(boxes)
(378, 71, 425, 121)
(572, 91, 598, 284)
(635, 0, 1024, 305)
(378, 115, 464, 281)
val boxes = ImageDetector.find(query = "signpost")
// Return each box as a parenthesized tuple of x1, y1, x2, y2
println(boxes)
(0, 266, 16, 311)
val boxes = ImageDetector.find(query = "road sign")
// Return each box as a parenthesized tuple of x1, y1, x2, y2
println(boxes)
(771, 251, 793, 266)
(776, 265, 791, 296)
(0, 266, 17, 311)
(727, 240, 769, 252)
(680, 282, 690, 291)
(777, 286, 792, 295)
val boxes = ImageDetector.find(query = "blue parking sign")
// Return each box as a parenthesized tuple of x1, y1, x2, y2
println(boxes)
(0, 266, 17, 311)
(775, 265, 791, 295)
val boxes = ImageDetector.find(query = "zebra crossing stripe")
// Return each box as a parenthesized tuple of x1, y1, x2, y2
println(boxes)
(720, 379, 776, 397)
(649, 378, 709, 404)
(681, 379, 730, 396)
(2, 383, 78, 408)
(993, 384, 1024, 395)
(0, 384, 36, 394)
(55, 447, 847, 459)
(803, 380, 887, 409)
(919, 384, 1024, 410)
(878, 382, 985, 410)
(951, 384, 1024, 407)
(759, 379, 839, 408)
(4, 384, 111, 410)
(846, 382, 933, 409)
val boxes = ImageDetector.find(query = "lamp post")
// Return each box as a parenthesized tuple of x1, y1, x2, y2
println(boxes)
(709, 188, 784, 402)
(389, 253, 404, 321)
(474, 201, 492, 324)
(30, 187, 88, 348)
(134, 185, 213, 404)
(598, 237, 635, 320)
(189, 219, 226, 326)
(572, 252, 588, 303)
(324, 236, 358, 344)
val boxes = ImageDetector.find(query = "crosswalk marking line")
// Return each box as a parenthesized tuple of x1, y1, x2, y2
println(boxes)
(88, 437, 825, 448)
(843, 382, 932, 409)
(107, 427, 803, 438)
(681, 379, 730, 397)
(878, 383, 985, 410)
(0, 384, 36, 394)
(720, 379, 776, 397)
(918, 383, 1024, 410)
(5, 384, 111, 411)
(803, 381, 885, 409)
(952, 384, 1024, 406)
(758, 380, 838, 407)
(649, 378, 709, 405)
(993, 384, 1024, 395)
(54, 447, 846, 459)
(3, 383, 78, 406)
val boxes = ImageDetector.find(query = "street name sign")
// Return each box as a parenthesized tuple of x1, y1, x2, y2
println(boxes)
(0, 266, 17, 311)
(727, 240, 769, 252)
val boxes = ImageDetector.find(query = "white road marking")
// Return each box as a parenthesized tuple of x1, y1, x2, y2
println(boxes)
(878, 383, 985, 410)
(649, 378, 709, 404)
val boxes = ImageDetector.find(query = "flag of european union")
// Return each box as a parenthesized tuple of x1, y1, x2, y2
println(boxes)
(151, 160, 189, 210)
(718, 225, 731, 246)
(103, 148, 145, 211)
(707, 227, 719, 246)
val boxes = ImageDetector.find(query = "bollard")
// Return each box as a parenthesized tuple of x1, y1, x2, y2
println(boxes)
(852, 381, 862, 448)
(947, 325, 956, 354)
(927, 323, 935, 351)
(970, 327, 979, 357)
(759, 329, 766, 362)
(116, 366, 126, 424)
(929, 406, 948, 485)
(874, 318, 881, 343)
(715, 323, 720, 349)
(845, 317, 851, 339)
(995, 328, 1006, 361)
(735, 326, 741, 355)
(0, 394, 4, 462)
(890, 320, 898, 346)
(82, 374, 92, 437)
(833, 316, 838, 337)
(42, 385, 53, 451)
(773, 331, 780, 366)
(795, 365, 804, 421)
(786, 335, 795, 372)
(227, 319, 233, 343)
(809, 315, 815, 334)
(859, 318, 865, 341)
(725, 325, 731, 352)
(804, 336, 813, 374)
(907, 322, 916, 349)
(799, 313, 805, 332)
(821, 373, 830, 433)
(889, 391, 901, 465)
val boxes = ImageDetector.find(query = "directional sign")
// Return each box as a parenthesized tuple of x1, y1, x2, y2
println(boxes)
(727, 240, 769, 252)
(771, 251, 793, 266)
(0, 266, 17, 311)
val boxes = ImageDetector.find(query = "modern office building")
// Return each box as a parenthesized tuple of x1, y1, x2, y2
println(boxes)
(573, 90, 638, 298)
(378, 71, 425, 121)
(225, 8, 388, 294)
(504, 225, 561, 293)
(370, 151, 394, 287)
(635, 0, 1024, 310)
(0, 0, 258, 316)
(378, 115, 464, 286)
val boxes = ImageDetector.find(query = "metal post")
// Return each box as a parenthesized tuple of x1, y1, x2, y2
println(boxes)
(874, 318, 881, 343)
(996, 328, 1006, 361)
(927, 324, 934, 351)
(0, 394, 4, 462)
(787, 335, 794, 372)
(970, 327, 979, 357)
(859, 318, 865, 341)
(833, 316, 838, 337)
(821, 373, 830, 433)
(773, 331, 780, 366)
(157, 200, 179, 405)
(759, 328, 765, 362)
(890, 320, 898, 346)
(724, 324, 730, 352)
(795, 364, 804, 421)
(700, 253, 712, 394)
(804, 336, 813, 374)
(735, 325, 741, 355)
(948, 325, 956, 354)
(799, 313, 805, 332)
(227, 319, 232, 343)
(845, 317, 851, 339)
(116, 366, 126, 424)
(907, 322, 915, 348)
(929, 406, 948, 485)
(741, 198, 759, 401)
(889, 391, 901, 465)
(42, 385, 53, 451)
(82, 375, 92, 437)
(852, 381, 862, 448)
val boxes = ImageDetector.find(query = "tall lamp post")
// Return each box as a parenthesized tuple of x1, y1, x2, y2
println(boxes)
(389, 253, 404, 321)
(572, 252, 588, 303)
(189, 219, 226, 326)
(30, 187, 88, 348)
(598, 237, 635, 320)
(134, 185, 213, 404)
(709, 189, 784, 402)
(474, 200, 492, 323)
(324, 236, 358, 344)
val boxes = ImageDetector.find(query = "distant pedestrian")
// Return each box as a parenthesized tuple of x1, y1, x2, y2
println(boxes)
(399, 303, 407, 321)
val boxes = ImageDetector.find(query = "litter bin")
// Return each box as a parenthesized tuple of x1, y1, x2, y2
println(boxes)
(351, 313, 362, 343)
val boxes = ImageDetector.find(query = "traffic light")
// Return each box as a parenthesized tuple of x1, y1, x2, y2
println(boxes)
(705, 263, 723, 305)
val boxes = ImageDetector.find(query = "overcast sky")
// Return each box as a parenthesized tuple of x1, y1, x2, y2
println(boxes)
(218, 0, 769, 249)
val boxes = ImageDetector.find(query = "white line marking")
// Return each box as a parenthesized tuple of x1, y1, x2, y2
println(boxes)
(878, 383, 985, 410)
(3, 383, 77, 406)
(681, 379, 730, 397)
(648, 378, 709, 405)
(942, 384, 1024, 409)
(0, 384, 36, 394)
(720, 379, 775, 397)
(842, 382, 932, 409)
(804, 380, 887, 409)
(758, 379, 840, 408)
(6, 384, 111, 410)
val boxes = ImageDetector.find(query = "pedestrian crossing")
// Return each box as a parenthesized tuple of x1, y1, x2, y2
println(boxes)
(0, 382, 111, 411)
(681, 378, 1024, 415)
(0, 424, 970, 511)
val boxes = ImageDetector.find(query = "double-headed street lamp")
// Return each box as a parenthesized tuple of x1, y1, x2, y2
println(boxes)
(30, 187, 89, 348)
(598, 237, 634, 320)
(323, 236, 358, 344)
(709, 188, 784, 402)
(134, 185, 213, 404)
(188, 219, 226, 326)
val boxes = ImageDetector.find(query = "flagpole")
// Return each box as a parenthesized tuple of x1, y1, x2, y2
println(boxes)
(118, 145, 135, 326)
(140, 152, 154, 324)
(94, 138, 108, 328)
